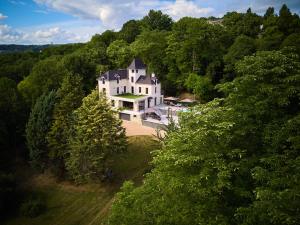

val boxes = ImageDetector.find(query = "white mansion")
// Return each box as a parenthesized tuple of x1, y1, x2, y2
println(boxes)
(97, 58, 164, 123)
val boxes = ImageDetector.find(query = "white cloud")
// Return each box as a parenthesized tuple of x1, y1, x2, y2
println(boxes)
(1, 0, 218, 44)
(163, 0, 214, 20)
(33, 0, 216, 29)
(0, 21, 99, 44)
(0, 13, 8, 20)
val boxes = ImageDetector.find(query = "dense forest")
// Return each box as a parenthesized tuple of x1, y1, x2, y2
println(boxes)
(1, 4, 300, 225)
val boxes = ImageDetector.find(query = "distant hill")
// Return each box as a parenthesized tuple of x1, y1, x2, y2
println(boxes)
(0, 44, 52, 53)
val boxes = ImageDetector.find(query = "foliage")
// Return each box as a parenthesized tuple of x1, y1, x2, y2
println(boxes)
(223, 10, 262, 37)
(109, 50, 300, 225)
(185, 73, 214, 102)
(20, 196, 46, 218)
(118, 20, 142, 43)
(62, 51, 97, 92)
(107, 40, 133, 68)
(26, 91, 56, 170)
(66, 90, 127, 183)
(0, 173, 17, 220)
(18, 56, 66, 105)
(0, 78, 25, 170)
(223, 35, 256, 80)
(130, 30, 168, 79)
(46, 74, 84, 177)
(141, 10, 173, 31)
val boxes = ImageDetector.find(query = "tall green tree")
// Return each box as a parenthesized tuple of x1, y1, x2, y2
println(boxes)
(46, 74, 84, 177)
(0, 78, 24, 170)
(142, 10, 173, 31)
(223, 10, 262, 38)
(223, 35, 256, 80)
(185, 73, 214, 103)
(26, 91, 56, 170)
(109, 49, 300, 225)
(66, 90, 126, 183)
(118, 20, 142, 43)
(62, 51, 97, 93)
(131, 30, 169, 80)
(18, 56, 66, 105)
(278, 4, 300, 35)
(107, 40, 133, 68)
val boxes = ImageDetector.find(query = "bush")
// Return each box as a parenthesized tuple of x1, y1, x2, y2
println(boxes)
(20, 196, 46, 218)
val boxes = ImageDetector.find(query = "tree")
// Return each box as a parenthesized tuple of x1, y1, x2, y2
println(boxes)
(142, 10, 173, 31)
(62, 51, 97, 93)
(130, 30, 169, 80)
(46, 74, 84, 177)
(223, 35, 256, 80)
(118, 20, 142, 43)
(0, 78, 23, 170)
(107, 40, 133, 68)
(223, 11, 262, 38)
(109, 50, 300, 225)
(281, 33, 300, 55)
(278, 4, 300, 35)
(185, 73, 214, 103)
(66, 90, 126, 183)
(18, 56, 67, 105)
(26, 91, 56, 170)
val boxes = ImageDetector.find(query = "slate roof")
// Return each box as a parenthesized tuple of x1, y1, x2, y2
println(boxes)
(128, 58, 147, 69)
(136, 75, 160, 85)
(100, 69, 128, 81)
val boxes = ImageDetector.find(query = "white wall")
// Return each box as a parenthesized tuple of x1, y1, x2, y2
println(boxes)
(98, 69, 163, 110)
(108, 79, 129, 96)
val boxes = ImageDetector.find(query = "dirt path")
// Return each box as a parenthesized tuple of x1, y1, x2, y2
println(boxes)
(122, 120, 157, 136)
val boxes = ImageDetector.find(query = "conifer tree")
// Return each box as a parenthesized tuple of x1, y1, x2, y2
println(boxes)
(66, 90, 126, 183)
(25, 91, 56, 170)
(47, 74, 84, 177)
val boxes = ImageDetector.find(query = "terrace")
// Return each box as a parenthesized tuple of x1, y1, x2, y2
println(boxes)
(114, 93, 146, 99)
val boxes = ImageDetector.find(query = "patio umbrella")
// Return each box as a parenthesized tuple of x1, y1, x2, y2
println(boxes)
(179, 98, 196, 103)
(164, 96, 179, 101)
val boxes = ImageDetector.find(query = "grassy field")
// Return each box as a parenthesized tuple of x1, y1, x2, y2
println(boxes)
(5, 136, 160, 225)
(114, 93, 145, 99)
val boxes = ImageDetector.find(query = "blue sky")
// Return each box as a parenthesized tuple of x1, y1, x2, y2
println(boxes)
(0, 0, 299, 44)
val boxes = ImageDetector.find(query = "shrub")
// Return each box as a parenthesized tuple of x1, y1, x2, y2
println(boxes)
(20, 196, 46, 218)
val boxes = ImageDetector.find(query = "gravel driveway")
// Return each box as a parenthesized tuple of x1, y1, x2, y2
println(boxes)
(122, 120, 157, 136)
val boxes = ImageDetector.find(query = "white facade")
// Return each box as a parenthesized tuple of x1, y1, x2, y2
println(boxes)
(97, 59, 164, 123)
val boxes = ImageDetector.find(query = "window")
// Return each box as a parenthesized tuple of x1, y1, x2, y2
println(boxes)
(131, 86, 134, 94)
(117, 87, 119, 94)
(146, 88, 148, 94)
(136, 69, 138, 73)
(124, 86, 126, 93)
(154, 97, 157, 105)
(117, 78, 119, 84)
(131, 77, 134, 83)
(139, 87, 141, 93)
(132, 69, 134, 73)
(155, 87, 157, 93)
(111, 100, 115, 107)
(102, 79, 105, 84)
(103, 88, 106, 93)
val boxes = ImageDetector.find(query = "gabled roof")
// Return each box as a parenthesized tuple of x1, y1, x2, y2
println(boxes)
(99, 69, 128, 81)
(128, 58, 146, 69)
(136, 75, 159, 85)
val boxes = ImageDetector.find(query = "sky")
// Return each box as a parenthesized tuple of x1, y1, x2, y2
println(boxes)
(0, 0, 299, 45)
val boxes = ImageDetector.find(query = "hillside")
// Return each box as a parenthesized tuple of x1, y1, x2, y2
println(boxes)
(4, 136, 160, 225)
(0, 44, 52, 53)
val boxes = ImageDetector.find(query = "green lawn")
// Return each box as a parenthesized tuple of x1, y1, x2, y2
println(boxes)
(5, 136, 160, 225)
(114, 93, 145, 99)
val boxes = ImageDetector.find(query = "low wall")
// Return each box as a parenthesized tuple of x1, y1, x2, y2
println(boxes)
(142, 120, 167, 130)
